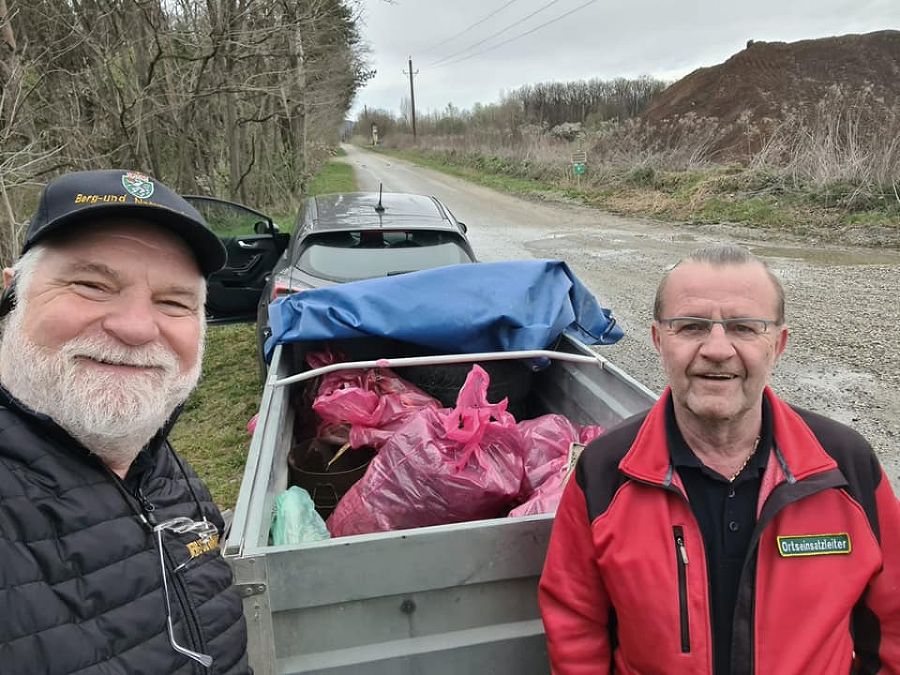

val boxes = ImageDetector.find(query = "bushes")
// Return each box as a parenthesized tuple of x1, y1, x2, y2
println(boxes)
(624, 166, 657, 187)
(371, 86, 899, 235)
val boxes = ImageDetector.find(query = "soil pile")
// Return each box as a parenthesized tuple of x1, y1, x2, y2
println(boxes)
(639, 30, 900, 156)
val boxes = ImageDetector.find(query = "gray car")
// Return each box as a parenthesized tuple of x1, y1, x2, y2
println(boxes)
(185, 191, 477, 370)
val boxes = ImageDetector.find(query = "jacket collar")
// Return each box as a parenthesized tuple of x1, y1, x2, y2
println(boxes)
(619, 386, 837, 486)
(0, 383, 181, 470)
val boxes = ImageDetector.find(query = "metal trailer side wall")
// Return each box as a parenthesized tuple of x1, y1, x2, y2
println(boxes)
(227, 340, 656, 674)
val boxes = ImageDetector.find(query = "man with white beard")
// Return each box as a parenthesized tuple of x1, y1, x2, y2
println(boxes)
(0, 170, 251, 674)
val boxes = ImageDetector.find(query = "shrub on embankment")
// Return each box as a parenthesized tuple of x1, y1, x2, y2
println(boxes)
(374, 96, 900, 247)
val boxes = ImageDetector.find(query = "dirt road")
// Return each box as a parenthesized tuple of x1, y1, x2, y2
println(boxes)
(344, 145, 900, 490)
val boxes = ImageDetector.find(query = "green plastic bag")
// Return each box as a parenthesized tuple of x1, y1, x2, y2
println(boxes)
(270, 486, 330, 545)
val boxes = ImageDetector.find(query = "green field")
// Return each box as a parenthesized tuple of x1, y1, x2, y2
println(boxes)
(170, 154, 357, 509)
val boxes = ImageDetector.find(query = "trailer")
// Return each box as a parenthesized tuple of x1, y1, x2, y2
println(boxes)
(224, 260, 657, 674)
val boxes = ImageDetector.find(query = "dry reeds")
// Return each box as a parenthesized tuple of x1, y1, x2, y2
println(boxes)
(385, 87, 899, 211)
(752, 86, 900, 206)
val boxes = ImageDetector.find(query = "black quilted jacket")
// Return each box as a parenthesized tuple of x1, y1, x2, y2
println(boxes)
(0, 386, 251, 674)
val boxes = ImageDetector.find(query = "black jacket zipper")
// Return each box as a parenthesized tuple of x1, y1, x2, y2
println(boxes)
(673, 525, 691, 653)
(630, 476, 695, 655)
(165, 545, 209, 672)
(136, 487, 158, 526)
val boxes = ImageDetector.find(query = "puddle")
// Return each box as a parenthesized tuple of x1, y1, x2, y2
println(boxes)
(748, 245, 900, 266)
(586, 248, 640, 260)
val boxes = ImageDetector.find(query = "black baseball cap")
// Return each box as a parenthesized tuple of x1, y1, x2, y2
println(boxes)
(22, 169, 226, 276)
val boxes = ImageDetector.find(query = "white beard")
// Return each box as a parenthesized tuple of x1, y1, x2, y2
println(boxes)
(0, 301, 202, 471)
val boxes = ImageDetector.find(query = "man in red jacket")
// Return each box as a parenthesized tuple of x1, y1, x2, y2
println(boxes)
(539, 244, 900, 674)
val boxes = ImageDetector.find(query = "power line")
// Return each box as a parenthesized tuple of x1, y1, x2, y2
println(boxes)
(433, 0, 598, 69)
(428, 0, 563, 67)
(428, 0, 561, 66)
(424, 0, 523, 56)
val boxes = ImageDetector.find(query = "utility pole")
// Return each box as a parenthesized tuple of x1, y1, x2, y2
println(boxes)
(404, 56, 418, 140)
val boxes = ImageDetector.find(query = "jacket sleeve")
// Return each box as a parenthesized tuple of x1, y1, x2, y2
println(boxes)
(856, 469, 900, 673)
(538, 472, 612, 674)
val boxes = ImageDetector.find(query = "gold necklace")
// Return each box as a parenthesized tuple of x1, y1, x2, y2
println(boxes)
(728, 436, 761, 483)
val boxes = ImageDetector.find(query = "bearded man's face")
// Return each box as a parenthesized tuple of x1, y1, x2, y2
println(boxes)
(0, 220, 206, 472)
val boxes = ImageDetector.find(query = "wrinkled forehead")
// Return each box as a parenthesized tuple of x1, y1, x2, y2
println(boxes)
(43, 218, 202, 275)
(663, 261, 780, 313)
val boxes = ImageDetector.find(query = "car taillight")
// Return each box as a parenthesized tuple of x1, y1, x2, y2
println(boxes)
(271, 282, 293, 300)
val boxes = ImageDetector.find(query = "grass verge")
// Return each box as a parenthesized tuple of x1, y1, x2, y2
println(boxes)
(169, 324, 260, 509)
(381, 147, 572, 200)
(306, 155, 356, 196)
(171, 154, 357, 510)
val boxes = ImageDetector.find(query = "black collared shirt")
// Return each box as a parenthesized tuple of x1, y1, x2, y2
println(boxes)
(666, 397, 773, 675)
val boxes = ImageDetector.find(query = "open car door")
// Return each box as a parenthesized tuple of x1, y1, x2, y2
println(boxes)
(184, 196, 289, 324)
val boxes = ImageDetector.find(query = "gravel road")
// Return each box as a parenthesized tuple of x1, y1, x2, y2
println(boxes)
(344, 145, 900, 491)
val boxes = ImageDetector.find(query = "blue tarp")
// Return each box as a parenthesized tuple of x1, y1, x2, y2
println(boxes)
(265, 259, 623, 361)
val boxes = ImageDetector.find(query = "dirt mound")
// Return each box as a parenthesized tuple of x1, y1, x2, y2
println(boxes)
(639, 30, 900, 157)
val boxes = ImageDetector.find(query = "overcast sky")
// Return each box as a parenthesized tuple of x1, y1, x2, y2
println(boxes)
(351, 0, 900, 117)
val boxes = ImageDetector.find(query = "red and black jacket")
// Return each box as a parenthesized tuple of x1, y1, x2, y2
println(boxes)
(539, 387, 900, 674)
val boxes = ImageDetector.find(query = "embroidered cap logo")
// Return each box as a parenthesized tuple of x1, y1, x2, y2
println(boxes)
(121, 172, 155, 200)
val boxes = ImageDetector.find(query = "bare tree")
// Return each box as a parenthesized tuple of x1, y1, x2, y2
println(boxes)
(0, 0, 370, 257)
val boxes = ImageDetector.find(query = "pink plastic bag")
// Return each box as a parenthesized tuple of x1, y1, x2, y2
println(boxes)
(516, 415, 605, 492)
(508, 417, 606, 517)
(516, 415, 579, 492)
(327, 365, 526, 537)
(309, 351, 440, 450)
(508, 457, 569, 517)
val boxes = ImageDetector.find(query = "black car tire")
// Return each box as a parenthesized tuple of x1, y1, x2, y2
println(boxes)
(401, 359, 534, 415)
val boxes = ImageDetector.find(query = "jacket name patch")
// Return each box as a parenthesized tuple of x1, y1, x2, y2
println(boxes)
(186, 534, 220, 559)
(777, 533, 851, 557)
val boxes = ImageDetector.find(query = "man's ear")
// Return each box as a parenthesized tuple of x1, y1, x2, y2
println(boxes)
(651, 322, 662, 354)
(0, 270, 16, 317)
(773, 324, 789, 362)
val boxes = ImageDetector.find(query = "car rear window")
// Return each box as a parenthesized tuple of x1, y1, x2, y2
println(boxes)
(295, 230, 474, 282)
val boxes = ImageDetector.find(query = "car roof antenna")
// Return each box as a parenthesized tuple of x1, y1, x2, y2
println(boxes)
(375, 183, 386, 214)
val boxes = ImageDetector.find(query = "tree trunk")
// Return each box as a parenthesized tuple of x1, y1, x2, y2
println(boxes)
(0, 0, 22, 263)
